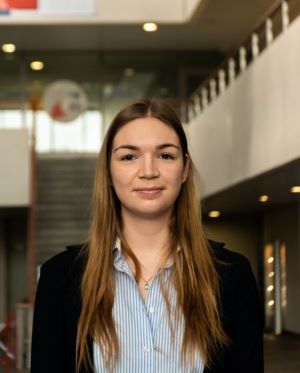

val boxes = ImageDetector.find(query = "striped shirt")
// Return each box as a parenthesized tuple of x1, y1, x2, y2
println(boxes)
(93, 239, 204, 373)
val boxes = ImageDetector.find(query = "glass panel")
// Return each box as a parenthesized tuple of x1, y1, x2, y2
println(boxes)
(34, 110, 102, 153)
(0, 110, 23, 129)
(51, 115, 83, 152)
(35, 111, 51, 152)
(0, 109, 103, 153)
(83, 111, 103, 152)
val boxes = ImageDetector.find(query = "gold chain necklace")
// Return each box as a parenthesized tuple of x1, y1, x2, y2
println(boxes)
(140, 271, 160, 291)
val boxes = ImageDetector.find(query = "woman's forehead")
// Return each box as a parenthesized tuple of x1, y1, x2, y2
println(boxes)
(112, 117, 180, 146)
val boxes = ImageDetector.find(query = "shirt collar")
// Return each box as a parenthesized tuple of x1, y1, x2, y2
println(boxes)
(113, 238, 122, 265)
(113, 237, 180, 269)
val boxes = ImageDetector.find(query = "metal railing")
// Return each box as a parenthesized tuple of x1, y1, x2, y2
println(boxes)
(186, 0, 299, 122)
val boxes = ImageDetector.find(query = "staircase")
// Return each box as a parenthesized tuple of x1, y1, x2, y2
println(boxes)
(36, 156, 97, 265)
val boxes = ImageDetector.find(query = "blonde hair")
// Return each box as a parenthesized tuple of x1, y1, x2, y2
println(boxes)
(76, 99, 228, 371)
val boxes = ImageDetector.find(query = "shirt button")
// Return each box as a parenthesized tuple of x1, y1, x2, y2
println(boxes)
(149, 306, 155, 313)
(143, 346, 150, 353)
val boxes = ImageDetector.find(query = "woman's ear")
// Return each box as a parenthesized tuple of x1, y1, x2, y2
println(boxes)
(182, 154, 190, 183)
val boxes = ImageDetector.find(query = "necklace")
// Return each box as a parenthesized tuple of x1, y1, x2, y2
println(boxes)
(140, 272, 158, 291)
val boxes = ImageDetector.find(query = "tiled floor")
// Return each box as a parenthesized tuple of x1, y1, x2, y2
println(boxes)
(265, 333, 300, 373)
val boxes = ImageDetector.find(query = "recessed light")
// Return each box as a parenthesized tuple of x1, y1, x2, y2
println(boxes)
(267, 285, 274, 292)
(267, 257, 274, 263)
(124, 68, 135, 77)
(259, 195, 269, 202)
(268, 300, 274, 306)
(30, 61, 44, 71)
(208, 210, 221, 218)
(143, 22, 158, 32)
(2, 43, 16, 53)
(290, 186, 300, 193)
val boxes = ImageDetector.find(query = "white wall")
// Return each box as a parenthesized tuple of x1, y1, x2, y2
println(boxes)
(0, 0, 188, 24)
(263, 205, 300, 334)
(0, 129, 30, 207)
(185, 0, 203, 19)
(186, 15, 300, 197)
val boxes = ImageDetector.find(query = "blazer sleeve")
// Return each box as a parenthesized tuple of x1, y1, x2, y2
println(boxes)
(31, 258, 67, 373)
(227, 255, 264, 372)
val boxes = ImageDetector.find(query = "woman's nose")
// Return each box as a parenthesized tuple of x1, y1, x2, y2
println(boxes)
(138, 156, 159, 179)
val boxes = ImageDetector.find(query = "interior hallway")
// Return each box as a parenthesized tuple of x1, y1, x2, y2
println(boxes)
(265, 333, 300, 373)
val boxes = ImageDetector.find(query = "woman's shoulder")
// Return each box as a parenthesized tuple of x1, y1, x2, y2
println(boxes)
(208, 239, 252, 267)
(39, 244, 87, 281)
(207, 239, 256, 286)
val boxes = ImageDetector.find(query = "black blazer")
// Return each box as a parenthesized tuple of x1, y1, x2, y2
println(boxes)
(31, 240, 263, 373)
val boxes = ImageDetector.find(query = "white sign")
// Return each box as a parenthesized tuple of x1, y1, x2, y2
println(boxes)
(39, 0, 94, 14)
(43, 80, 88, 123)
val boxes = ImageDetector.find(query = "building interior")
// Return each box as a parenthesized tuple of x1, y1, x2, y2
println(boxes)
(1, 0, 300, 371)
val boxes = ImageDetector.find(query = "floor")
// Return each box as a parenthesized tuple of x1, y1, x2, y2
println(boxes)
(1, 333, 300, 372)
(264, 333, 300, 373)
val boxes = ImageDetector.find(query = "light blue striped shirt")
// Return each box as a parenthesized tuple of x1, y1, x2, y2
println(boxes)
(93, 240, 204, 373)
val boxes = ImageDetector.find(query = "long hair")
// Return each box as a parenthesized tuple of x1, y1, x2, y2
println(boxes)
(76, 99, 228, 372)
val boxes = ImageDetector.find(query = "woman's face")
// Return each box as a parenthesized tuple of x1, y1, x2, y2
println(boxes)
(110, 117, 189, 220)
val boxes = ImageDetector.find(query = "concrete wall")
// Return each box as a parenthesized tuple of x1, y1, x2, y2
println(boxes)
(186, 15, 300, 197)
(263, 204, 300, 334)
(0, 129, 30, 207)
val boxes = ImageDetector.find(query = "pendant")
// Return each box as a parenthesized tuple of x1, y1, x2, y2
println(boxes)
(144, 282, 150, 291)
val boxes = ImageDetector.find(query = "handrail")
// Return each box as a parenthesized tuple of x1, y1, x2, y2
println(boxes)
(187, 0, 295, 121)
(236, 0, 283, 52)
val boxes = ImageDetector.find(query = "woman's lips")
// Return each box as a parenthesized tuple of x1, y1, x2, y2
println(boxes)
(135, 188, 163, 197)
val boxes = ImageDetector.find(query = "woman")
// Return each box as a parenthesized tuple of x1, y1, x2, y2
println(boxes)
(31, 100, 263, 373)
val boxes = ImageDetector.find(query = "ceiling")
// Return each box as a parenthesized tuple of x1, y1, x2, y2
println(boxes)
(0, 0, 277, 52)
(202, 158, 300, 217)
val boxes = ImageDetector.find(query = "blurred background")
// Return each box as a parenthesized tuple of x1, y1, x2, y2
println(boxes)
(0, 0, 300, 371)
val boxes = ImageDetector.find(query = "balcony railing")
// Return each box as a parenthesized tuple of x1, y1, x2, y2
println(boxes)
(186, 0, 300, 122)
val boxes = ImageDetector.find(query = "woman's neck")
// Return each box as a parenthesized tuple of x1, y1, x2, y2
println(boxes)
(122, 211, 171, 271)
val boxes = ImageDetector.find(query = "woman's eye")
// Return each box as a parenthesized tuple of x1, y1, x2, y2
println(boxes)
(159, 153, 174, 160)
(120, 154, 136, 161)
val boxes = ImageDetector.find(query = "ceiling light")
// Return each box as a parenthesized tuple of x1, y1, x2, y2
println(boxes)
(30, 61, 44, 71)
(267, 257, 274, 263)
(290, 186, 300, 193)
(267, 285, 274, 292)
(268, 300, 274, 306)
(124, 68, 135, 77)
(2, 43, 16, 53)
(143, 22, 158, 32)
(208, 210, 221, 218)
(259, 195, 269, 202)
(268, 271, 274, 277)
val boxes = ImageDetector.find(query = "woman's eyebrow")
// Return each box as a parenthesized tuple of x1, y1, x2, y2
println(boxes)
(157, 143, 180, 150)
(113, 145, 138, 152)
(113, 143, 180, 152)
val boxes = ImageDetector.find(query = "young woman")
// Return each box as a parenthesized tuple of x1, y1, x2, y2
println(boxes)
(31, 100, 263, 373)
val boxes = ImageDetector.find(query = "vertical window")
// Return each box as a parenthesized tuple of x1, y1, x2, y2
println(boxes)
(0, 109, 103, 153)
